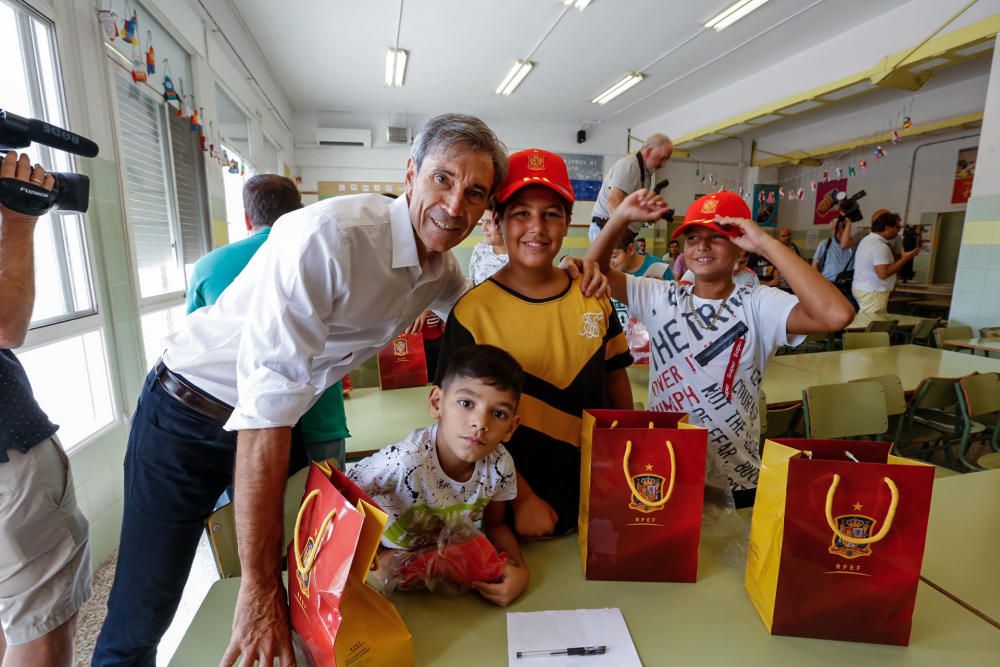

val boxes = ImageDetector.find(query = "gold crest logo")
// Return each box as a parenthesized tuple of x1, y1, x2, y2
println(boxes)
(393, 338, 409, 357)
(701, 198, 719, 214)
(527, 152, 545, 170)
(828, 514, 876, 559)
(628, 473, 666, 513)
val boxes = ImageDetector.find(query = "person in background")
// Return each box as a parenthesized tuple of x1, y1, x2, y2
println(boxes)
(468, 209, 508, 285)
(348, 344, 529, 607)
(610, 229, 672, 280)
(0, 152, 90, 667)
(899, 223, 921, 283)
(663, 238, 681, 264)
(588, 133, 673, 242)
(635, 237, 648, 255)
(186, 174, 351, 468)
(813, 214, 854, 283)
(852, 209, 920, 314)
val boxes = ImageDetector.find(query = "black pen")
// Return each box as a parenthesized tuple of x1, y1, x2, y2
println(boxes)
(517, 645, 607, 658)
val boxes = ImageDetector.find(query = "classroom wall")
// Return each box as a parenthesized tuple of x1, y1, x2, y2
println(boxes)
(951, 35, 1000, 331)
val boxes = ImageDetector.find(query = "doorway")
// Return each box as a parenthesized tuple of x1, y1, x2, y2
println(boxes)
(931, 212, 965, 283)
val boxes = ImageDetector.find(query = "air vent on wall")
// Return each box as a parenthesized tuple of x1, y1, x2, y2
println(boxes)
(386, 126, 411, 144)
(316, 127, 371, 148)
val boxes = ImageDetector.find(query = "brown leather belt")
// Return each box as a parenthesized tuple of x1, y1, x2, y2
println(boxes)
(155, 361, 233, 424)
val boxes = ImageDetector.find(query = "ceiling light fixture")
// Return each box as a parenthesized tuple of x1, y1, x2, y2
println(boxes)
(705, 0, 771, 32)
(496, 59, 534, 96)
(385, 48, 408, 87)
(592, 73, 644, 105)
(563, 0, 593, 10)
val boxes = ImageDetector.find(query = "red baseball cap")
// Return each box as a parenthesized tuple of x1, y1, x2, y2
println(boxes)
(494, 148, 575, 205)
(671, 190, 749, 239)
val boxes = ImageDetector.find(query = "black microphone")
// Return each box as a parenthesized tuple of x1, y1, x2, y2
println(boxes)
(0, 109, 99, 158)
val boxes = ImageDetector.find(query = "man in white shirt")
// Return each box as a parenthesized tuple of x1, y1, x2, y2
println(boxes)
(93, 114, 509, 667)
(851, 209, 920, 314)
(587, 133, 673, 241)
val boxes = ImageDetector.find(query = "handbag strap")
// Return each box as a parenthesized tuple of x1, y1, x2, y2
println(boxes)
(293, 489, 337, 575)
(824, 474, 898, 545)
(623, 439, 676, 507)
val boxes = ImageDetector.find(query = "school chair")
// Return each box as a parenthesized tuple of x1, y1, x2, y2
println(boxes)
(802, 381, 888, 439)
(864, 319, 898, 336)
(979, 326, 1000, 338)
(843, 332, 890, 350)
(206, 466, 311, 578)
(933, 325, 973, 349)
(764, 402, 802, 439)
(905, 317, 940, 345)
(955, 373, 1000, 472)
(848, 375, 941, 452)
(899, 374, 980, 470)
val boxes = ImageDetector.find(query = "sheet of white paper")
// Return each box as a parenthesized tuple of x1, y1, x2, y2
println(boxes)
(506, 608, 642, 667)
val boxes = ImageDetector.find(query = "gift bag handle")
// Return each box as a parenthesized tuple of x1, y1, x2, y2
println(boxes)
(293, 489, 336, 576)
(623, 439, 676, 507)
(824, 474, 899, 545)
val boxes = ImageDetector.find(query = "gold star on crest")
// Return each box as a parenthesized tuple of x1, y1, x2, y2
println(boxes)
(645, 463, 654, 471)
(853, 502, 863, 511)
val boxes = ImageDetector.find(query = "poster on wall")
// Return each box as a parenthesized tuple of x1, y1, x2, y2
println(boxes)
(813, 178, 848, 226)
(752, 184, 779, 227)
(559, 153, 604, 201)
(951, 147, 976, 204)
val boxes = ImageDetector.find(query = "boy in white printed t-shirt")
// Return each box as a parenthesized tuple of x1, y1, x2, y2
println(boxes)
(348, 344, 529, 606)
(587, 190, 854, 507)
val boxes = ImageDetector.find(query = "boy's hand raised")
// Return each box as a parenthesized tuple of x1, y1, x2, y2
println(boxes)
(713, 215, 774, 255)
(610, 189, 669, 226)
(472, 561, 529, 607)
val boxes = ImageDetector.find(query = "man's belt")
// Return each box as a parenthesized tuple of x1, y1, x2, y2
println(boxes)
(592, 216, 608, 227)
(155, 360, 233, 424)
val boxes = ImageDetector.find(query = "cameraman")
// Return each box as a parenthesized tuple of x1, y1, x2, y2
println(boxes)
(851, 209, 920, 314)
(813, 213, 854, 282)
(0, 152, 90, 665)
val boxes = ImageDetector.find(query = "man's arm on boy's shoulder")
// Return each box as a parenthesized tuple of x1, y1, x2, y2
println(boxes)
(474, 500, 529, 607)
(722, 217, 854, 334)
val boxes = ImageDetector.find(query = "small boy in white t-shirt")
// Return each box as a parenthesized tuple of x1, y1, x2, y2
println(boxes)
(587, 190, 854, 507)
(348, 344, 528, 606)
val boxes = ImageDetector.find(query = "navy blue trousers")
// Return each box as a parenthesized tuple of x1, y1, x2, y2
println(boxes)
(92, 370, 305, 666)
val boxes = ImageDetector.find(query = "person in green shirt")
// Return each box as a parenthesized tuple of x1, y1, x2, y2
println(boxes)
(186, 174, 350, 467)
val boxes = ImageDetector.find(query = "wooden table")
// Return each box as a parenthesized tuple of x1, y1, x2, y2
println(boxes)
(942, 337, 1000, 355)
(171, 484, 1000, 666)
(894, 284, 954, 297)
(845, 313, 925, 332)
(911, 298, 952, 311)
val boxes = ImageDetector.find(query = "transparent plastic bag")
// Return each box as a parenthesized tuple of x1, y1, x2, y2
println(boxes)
(380, 518, 507, 596)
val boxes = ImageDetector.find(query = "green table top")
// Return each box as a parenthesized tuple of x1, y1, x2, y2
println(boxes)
(343, 386, 432, 454)
(170, 507, 1000, 666)
(921, 469, 1000, 624)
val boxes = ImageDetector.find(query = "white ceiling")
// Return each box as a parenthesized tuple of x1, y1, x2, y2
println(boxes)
(232, 0, 912, 127)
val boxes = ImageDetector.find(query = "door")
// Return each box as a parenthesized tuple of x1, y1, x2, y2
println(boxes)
(931, 212, 965, 284)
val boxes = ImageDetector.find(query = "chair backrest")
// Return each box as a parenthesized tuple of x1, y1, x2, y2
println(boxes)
(764, 401, 802, 438)
(849, 374, 906, 416)
(803, 381, 889, 438)
(909, 318, 939, 341)
(206, 466, 311, 578)
(934, 325, 973, 348)
(843, 332, 890, 350)
(958, 372, 1000, 419)
(865, 319, 898, 334)
(911, 375, 972, 410)
(979, 326, 1000, 338)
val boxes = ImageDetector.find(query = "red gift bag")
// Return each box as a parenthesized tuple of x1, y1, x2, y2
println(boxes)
(579, 409, 708, 582)
(289, 463, 413, 666)
(377, 333, 428, 390)
(746, 439, 935, 645)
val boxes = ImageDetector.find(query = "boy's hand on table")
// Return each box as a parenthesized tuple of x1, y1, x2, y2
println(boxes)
(472, 561, 529, 607)
(512, 493, 558, 538)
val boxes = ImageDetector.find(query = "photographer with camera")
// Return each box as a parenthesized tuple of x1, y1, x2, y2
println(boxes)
(587, 133, 673, 242)
(852, 209, 920, 315)
(813, 213, 855, 282)
(0, 151, 91, 667)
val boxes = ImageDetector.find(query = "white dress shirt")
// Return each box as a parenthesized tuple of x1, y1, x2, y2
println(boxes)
(162, 194, 470, 431)
(852, 232, 895, 292)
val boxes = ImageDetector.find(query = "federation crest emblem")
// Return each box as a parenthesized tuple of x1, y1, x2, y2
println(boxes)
(527, 152, 545, 170)
(701, 198, 719, 214)
(828, 514, 876, 559)
(628, 473, 666, 513)
(393, 338, 409, 357)
(296, 536, 317, 595)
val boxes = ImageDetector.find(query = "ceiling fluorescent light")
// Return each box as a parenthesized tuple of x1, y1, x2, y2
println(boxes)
(705, 0, 771, 32)
(563, 0, 593, 9)
(496, 60, 534, 96)
(385, 48, 408, 87)
(592, 72, 644, 105)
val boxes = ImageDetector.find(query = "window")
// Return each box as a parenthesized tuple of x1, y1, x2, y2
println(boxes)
(262, 135, 280, 174)
(140, 303, 186, 368)
(221, 143, 255, 244)
(3, 0, 114, 449)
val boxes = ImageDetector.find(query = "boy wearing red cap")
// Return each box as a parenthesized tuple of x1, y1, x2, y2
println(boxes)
(588, 190, 853, 507)
(436, 149, 634, 536)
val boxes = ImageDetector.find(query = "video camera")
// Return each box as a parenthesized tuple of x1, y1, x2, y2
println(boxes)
(0, 108, 98, 215)
(836, 189, 866, 223)
(652, 178, 675, 224)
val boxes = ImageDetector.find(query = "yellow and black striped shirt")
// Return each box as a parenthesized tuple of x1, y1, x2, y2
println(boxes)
(436, 274, 632, 533)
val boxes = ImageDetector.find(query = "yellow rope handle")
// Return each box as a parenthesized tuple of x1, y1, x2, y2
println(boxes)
(623, 439, 676, 507)
(293, 489, 336, 575)
(824, 474, 899, 546)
